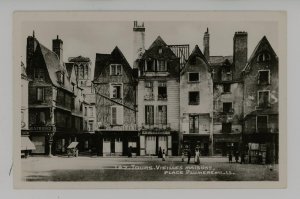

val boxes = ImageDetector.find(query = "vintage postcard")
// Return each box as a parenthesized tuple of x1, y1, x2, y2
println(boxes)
(13, 11, 287, 188)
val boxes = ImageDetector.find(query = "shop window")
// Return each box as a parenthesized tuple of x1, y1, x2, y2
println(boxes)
(110, 64, 122, 76)
(110, 84, 122, 99)
(258, 70, 270, 85)
(223, 83, 231, 93)
(188, 72, 200, 82)
(222, 123, 232, 133)
(189, 91, 199, 105)
(223, 102, 233, 113)
(158, 82, 167, 100)
(258, 91, 270, 108)
(111, 106, 123, 125)
(145, 105, 154, 125)
(157, 105, 167, 124)
(189, 115, 199, 134)
(36, 87, 44, 102)
(36, 111, 46, 124)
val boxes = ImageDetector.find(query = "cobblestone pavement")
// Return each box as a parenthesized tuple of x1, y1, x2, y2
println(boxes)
(21, 156, 278, 181)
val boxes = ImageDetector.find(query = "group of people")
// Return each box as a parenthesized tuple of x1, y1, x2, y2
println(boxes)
(181, 147, 201, 165)
(228, 151, 245, 164)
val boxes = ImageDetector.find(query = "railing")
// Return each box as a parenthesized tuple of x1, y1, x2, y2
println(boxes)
(144, 94, 154, 101)
(157, 94, 168, 101)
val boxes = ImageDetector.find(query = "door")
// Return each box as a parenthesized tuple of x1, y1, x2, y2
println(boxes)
(158, 136, 167, 154)
(115, 138, 123, 155)
(103, 138, 111, 154)
(146, 136, 156, 155)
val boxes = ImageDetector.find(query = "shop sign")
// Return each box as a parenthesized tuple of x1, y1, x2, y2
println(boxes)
(29, 126, 55, 132)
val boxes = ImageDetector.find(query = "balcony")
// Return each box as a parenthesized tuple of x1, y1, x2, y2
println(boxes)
(141, 123, 171, 131)
(157, 94, 168, 101)
(144, 94, 154, 101)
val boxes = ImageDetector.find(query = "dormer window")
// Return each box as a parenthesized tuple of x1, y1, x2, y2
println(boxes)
(34, 68, 44, 80)
(56, 71, 64, 85)
(157, 60, 167, 72)
(257, 53, 271, 62)
(110, 64, 122, 76)
(158, 48, 163, 54)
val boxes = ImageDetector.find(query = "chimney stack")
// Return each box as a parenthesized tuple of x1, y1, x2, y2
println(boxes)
(233, 31, 248, 79)
(133, 21, 145, 69)
(26, 30, 38, 76)
(203, 27, 210, 62)
(52, 35, 63, 65)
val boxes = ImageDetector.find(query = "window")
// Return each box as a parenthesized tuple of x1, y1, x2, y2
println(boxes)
(189, 91, 199, 105)
(88, 121, 93, 131)
(189, 115, 199, 134)
(145, 105, 154, 125)
(34, 68, 44, 80)
(158, 82, 167, 100)
(89, 107, 93, 117)
(258, 70, 270, 85)
(223, 84, 231, 93)
(144, 81, 154, 100)
(188, 72, 199, 82)
(36, 88, 44, 102)
(110, 64, 122, 76)
(36, 111, 46, 124)
(84, 107, 87, 116)
(222, 123, 232, 133)
(257, 116, 268, 133)
(157, 105, 167, 124)
(157, 60, 167, 71)
(223, 102, 233, 113)
(111, 106, 123, 125)
(146, 60, 154, 72)
(257, 53, 271, 62)
(110, 84, 122, 99)
(258, 91, 270, 107)
(158, 48, 163, 54)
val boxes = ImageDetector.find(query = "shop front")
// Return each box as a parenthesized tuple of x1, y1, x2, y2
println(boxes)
(213, 133, 241, 156)
(95, 130, 139, 156)
(29, 126, 55, 155)
(139, 130, 173, 156)
(182, 134, 210, 156)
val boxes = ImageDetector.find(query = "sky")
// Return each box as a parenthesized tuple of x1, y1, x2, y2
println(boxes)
(21, 21, 278, 76)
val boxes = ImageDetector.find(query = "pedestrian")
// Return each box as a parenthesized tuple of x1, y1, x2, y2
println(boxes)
(158, 147, 162, 158)
(187, 148, 191, 164)
(181, 149, 185, 162)
(128, 146, 132, 158)
(235, 151, 239, 163)
(162, 149, 166, 161)
(241, 153, 245, 164)
(229, 152, 233, 163)
(195, 148, 200, 165)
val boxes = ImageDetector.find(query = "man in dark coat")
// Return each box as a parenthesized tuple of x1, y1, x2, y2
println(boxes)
(187, 148, 192, 164)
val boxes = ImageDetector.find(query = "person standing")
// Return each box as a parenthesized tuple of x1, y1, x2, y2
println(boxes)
(181, 148, 185, 162)
(229, 152, 233, 163)
(158, 147, 162, 158)
(187, 148, 191, 164)
(235, 151, 239, 163)
(162, 149, 166, 161)
(195, 148, 200, 165)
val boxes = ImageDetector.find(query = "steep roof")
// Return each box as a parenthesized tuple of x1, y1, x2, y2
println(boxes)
(38, 42, 73, 92)
(94, 46, 134, 81)
(181, 45, 209, 74)
(68, 55, 90, 62)
(209, 56, 233, 66)
(243, 36, 278, 73)
(142, 36, 178, 60)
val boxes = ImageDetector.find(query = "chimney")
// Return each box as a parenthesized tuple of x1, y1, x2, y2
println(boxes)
(133, 21, 145, 69)
(233, 31, 247, 79)
(52, 35, 63, 65)
(203, 27, 210, 62)
(26, 30, 38, 76)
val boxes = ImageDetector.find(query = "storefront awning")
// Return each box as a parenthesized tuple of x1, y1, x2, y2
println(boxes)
(21, 137, 36, 150)
(67, 142, 79, 149)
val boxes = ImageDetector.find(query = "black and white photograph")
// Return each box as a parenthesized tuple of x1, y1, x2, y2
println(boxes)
(13, 11, 287, 188)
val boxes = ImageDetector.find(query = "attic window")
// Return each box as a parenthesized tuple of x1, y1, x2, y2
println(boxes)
(188, 72, 200, 82)
(110, 64, 122, 76)
(158, 48, 163, 54)
(257, 53, 271, 62)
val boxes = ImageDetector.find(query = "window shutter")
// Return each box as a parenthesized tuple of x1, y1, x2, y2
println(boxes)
(111, 107, 117, 125)
(116, 106, 123, 125)
(110, 84, 113, 98)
